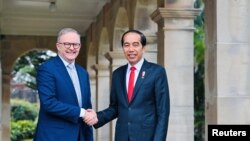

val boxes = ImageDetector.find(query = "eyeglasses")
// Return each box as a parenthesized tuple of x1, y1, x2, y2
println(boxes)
(58, 42, 81, 49)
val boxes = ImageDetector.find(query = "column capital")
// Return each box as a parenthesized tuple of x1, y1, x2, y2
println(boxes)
(151, 8, 201, 22)
(104, 50, 124, 62)
(91, 64, 109, 71)
(105, 51, 127, 70)
(88, 69, 96, 80)
(151, 8, 201, 31)
(91, 64, 110, 77)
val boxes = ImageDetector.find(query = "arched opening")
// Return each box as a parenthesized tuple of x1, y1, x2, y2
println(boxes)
(10, 49, 56, 141)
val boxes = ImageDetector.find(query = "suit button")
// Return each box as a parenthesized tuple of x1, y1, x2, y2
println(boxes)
(128, 122, 130, 125)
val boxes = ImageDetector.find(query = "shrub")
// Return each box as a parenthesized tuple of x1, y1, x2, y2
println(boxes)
(11, 120, 36, 141)
(11, 99, 38, 121)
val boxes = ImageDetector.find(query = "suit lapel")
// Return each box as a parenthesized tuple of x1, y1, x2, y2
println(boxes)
(55, 56, 73, 88)
(130, 60, 151, 103)
(121, 65, 129, 104)
(55, 56, 79, 105)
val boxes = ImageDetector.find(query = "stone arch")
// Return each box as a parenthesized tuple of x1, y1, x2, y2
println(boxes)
(95, 27, 112, 141)
(87, 42, 96, 72)
(113, 7, 129, 51)
(97, 28, 110, 65)
(1, 35, 56, 140)
(11, 48, 57, 101)
(133, 0, 158, 63)
(86, 42, 97, 140)
(134, 0, 157, 32)
(86, 42, 97, 109)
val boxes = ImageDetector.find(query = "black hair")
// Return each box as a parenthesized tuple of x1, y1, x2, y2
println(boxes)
(121, 29, 147, 47)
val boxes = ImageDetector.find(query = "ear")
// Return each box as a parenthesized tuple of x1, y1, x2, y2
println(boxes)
(142, 46, 146, 53)
(56, 43, 61, 50)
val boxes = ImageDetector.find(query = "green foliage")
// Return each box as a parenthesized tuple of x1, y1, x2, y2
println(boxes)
(11, 99, 38, 122)
(194, 27, 205, 141)
(10, 99, 38, 141)
(12, 50, 56, 90)
(10, 120, 36, 141)
(194, 0, 205, 141)
(11, 50, 55, 140)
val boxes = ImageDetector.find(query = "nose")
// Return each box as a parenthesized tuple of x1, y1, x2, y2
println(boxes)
(128, 45, 135, 51)
(68, 44, 75, 49)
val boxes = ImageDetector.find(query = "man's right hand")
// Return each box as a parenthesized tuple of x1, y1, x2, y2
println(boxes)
(83, 109, 98, 126)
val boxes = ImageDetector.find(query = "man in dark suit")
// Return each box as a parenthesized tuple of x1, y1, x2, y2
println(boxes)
(33, 28, 97, 141)
(92, 29, 170, 141)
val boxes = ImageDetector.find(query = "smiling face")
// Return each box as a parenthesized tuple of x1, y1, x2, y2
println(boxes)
(122, 32, 145, 66)
(56, 32, 81, 64)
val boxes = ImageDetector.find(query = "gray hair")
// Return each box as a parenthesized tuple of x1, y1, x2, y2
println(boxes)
(57, 28, 80, 42)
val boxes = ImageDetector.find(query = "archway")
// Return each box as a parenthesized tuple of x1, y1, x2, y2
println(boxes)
(0, 35, 57, 140)
(10, 49, 56, 140)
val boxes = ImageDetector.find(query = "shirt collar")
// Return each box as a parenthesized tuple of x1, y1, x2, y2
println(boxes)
(127, 58, 144, 72)
(58, 54, 75, 68)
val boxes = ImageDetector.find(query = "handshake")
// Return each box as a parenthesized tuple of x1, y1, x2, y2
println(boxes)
(83, 109, 98, 126)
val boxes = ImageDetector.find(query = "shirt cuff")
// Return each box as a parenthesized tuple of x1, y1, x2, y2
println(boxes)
(80, 108, 86, 118)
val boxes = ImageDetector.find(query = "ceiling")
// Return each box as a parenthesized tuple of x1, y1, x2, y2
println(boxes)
(0, 0, 110, 36)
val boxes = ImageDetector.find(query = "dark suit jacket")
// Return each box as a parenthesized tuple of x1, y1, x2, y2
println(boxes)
(94, 60, 170, 141)
(33, 56, 93, 141)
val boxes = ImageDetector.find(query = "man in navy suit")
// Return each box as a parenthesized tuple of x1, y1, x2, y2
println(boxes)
(91, 29, 170, 141)
(33, 28, 97, 141)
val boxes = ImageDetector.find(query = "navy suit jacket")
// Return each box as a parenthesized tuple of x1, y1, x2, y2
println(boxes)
(94, 60, 170, 141)
(33, 56, 93, 141)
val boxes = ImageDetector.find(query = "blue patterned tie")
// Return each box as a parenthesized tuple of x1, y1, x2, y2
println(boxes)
(67, 64, 82, 107)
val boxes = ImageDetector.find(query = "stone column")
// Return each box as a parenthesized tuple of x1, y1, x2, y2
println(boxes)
(0, 39, 11, 141)
(151, 2, 200, 141)
(1, 73, 10, 141)
(205, 0, 250, 140)
(105, 50, 126, 141)
(92, 64, 111, 141)
(0, 61, 2, 141)
(144, 32, 158, 64)
(88, 70, 97, 140)
(88, 70, 97, 112)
